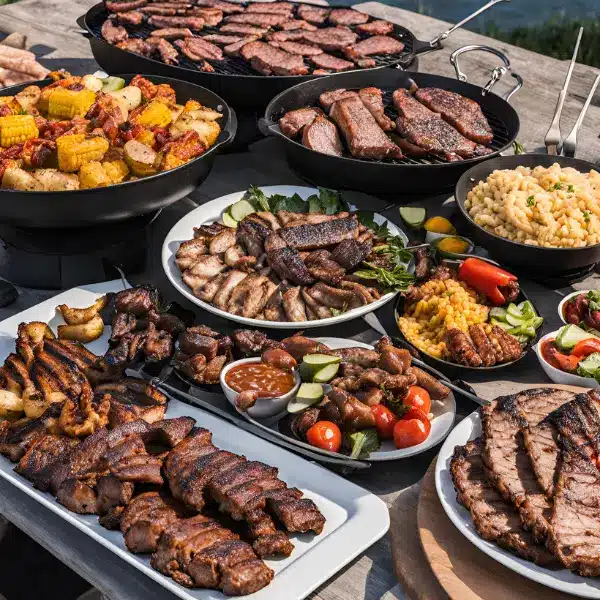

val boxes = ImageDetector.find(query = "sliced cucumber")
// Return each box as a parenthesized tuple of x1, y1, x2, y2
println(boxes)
(506, 303, 523, 319)
(556, 324, 596, 351)
(101, 76, 126, 92)
(298, 362, 314, 382)
(530, 316, 544, 330)
(491, 319, 512, 331)
(287, 383, 324, 413)
(229, 199, 256, 222)
(507, 325, 536, 337)
(505, 312, 526, 327)
(489, 307, 508, 321)
(302, 353, 341, 368)
(517, 300, 535, 320)
(399, 206, 426, 229)
(222, 211, 238, 228)
(312, 362, 340, 383)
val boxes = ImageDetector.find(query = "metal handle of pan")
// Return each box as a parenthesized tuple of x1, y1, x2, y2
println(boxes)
(427, 0, 509, 49)
(258, 117, 279, 137)
(450, 44, 524, 101)
(221, 106, 238, 146)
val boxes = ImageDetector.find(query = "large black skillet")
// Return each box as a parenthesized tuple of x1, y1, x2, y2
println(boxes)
(0, 74, 237, 229)
(455, 154, 600, 274)
(261, 62, 521, 196)
(80, 0, 507, 111)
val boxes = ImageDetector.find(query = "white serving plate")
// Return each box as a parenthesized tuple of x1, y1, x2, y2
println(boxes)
(0, 281, 390, 600)
(162, 185, 408, 329)
(236, 337, 456, 462)
(435, 411, 600, 599)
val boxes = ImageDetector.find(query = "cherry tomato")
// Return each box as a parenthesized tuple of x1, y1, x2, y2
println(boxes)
(393, 417, 431, 449)
(371, 404, 398, 440)
(571, 338, 600, 358)
(401, 405, 430, 427)
(306, 421, 342, 453)
(403, 386, 431, 415)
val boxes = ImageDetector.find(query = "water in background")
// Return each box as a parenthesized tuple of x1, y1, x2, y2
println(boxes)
(344, 0, 599, 31)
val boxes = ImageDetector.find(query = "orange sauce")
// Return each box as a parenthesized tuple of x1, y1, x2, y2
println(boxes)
(226, 362, 295, 398)
(540, 338, 562, 370)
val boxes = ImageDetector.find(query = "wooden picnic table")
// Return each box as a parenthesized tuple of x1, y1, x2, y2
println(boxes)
(0, 1, 599, 599)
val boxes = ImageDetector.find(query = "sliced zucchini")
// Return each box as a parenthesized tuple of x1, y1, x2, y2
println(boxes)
(312, 362, 340, 384)
(229, 199, 256, 222)
(287, 383, 324, 413)
(101, 76, 126, 92)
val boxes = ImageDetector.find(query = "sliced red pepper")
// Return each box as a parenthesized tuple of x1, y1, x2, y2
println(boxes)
(547, 346, 581, 373)
(571, 338, 600, 358)
(457, 258, 517, 306)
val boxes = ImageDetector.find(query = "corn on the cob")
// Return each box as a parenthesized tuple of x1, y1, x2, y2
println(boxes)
(102, 159, 129, 184)
(48, 88, 96, 119)
(57, 134, 109, 172)
(0, 115, 39, 148)
(133, 100, 172, 128)
(134, 129, 155, 148)
(79, 161, 111, 189)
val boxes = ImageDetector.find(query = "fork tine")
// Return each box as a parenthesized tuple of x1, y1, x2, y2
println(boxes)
(560, 73, 600, 158)
(544, 26, 584, 154)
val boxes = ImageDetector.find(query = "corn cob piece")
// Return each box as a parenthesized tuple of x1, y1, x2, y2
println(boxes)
(134, 129, 155, 148)
(132, 100, 172, 128)
(48, 88, 96, 119)
(79, 161, 111, 189)
(0, 115, 39, 148)
(102, 159, 129, 184)
(57, 134, 109, 172)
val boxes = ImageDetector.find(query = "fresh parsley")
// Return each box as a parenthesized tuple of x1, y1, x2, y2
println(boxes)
(355, 210, 390, 239)
(587, 290, 600, 311)
(269, 193, 307, 214)
(567, 184, 575, 193)
(354, 262, 414, 292)
(550, 182, 564, 191)
(242, 185, 270, 212)
(305, 187, 348, 215)
(372, 236, 412, 266)
(526, 195, 536, 207)
(330, 305, 347, 317)
(584, 210, 591, 222)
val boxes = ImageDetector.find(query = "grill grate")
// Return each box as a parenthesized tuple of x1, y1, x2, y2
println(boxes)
(88, 4, 415, 77)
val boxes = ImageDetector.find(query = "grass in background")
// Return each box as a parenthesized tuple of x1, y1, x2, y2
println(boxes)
(480, 16, 600, 68)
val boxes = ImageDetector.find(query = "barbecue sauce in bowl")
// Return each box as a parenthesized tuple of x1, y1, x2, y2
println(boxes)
(225, 362, 296, 398)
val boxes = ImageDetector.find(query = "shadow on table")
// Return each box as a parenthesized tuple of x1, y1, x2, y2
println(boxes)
(38, 58, 99, 77)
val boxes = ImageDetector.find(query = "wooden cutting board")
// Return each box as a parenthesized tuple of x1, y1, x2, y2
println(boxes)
(390, 382, 589, 600)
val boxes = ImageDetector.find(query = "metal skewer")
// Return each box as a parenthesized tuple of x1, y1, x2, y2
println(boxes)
(545, 27, 584, 155)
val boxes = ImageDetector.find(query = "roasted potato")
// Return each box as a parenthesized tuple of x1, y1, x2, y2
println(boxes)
(169, 103, 185, 123)
(124, 140, 158, 177)
(0, 389, 23, 419)
(170, 112, 221, 146)
(33, 169, 80, 191)
(57, 314, 104, 343)
(19, 321, 56, 344)
(2, 167, 43, 191)
(82, 74, 103, 92)
(23, 389, 65, 419)
(188, 107, 222, 122)
(15, 85, 41, 114)
(57, 295, 108, 325)
(108, 85, 142, 111)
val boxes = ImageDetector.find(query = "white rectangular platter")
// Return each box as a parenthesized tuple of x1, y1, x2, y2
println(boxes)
(0, 281, 390, 600)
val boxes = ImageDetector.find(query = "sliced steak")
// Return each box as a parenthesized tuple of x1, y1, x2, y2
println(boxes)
(297, 5, 330, 24)
(279, 107, 323, 138)
(330, 95, 403, 160)
(175, 37, 223, 60)
(415, 87, 493, 145)
(344, 35, 404, 60)
(223, 36, 260, 57)
(241, 41, 308, 75)
(269, 41, 323, 56)
(358, 87, 394, 131)
(301, 28, 358, 52)
(220, 23, 269, 36)
(310, 53, 353, 72)
(319, 88, 358, 111)
(302, 115, 344, 157)
(450, 438, 555, 565)
(523, 419, 559, 498)
(328, 8, 369, 26)
(356, 20, 394, 35)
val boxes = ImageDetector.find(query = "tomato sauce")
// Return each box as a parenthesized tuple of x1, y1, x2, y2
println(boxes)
(226, 362, 295, 398)
(540, 339, 563, 370)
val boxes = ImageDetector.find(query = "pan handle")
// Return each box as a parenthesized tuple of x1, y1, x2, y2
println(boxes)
(258, 117, 279, 137)
(415, 0, 509, 56)
(222, 106, 238, 146)
(450, 44, 524, 101)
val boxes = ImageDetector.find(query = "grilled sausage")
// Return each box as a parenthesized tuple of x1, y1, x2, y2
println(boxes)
(446, 328, 482, 367)
(411, 367, 450, 400)
(468, 324, 496, 367)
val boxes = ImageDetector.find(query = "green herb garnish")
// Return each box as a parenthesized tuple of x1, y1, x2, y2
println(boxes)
(567, 184, 575, 193)
(354, 262, 414, 291)
(512, 140, 524, 155)
(584, 210, 591, 222)
(330, 305, 347, 317)
(551, 182, 564, 191)
(242, 185, 270, 212)
(526, 195, 536, 207)
(347, 428, 381, 459)
(355, 210, 390, 239)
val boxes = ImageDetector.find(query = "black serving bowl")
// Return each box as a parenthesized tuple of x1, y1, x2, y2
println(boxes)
(455, 154, 600, 274)
(394, 272, 543, 375)
(0, 74, 237, 228)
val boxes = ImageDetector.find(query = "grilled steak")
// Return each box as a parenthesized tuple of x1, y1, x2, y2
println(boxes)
(188, 7, 223, 26)
(56, 479, 99, 514)
(267, 29, 306, 42)
(328, 8, 369, 26)
(482, 389, 576, 541)
(279, 107, 323, 138)
(358, 87, 394, 131)
(225, 12, 290, 27)
(302, 116, 344, 157)
(356, 20, 394, 35)
(267, 246, 315, 285)
(223, 35, 260, 57)
(241, 41, 308, 75)
(150, 27, 194, 40)
(329, 238, 372, 270)
(175, 37, 223, 60)
(415, 88, 493, 145)
(101, 18, 129, 44)
(310, 53, 353, 72)
(297, 5, 330, 24)
(148, 16, 205, 29)
(203, 33, 245, 45)
(523, 419, 559, 498)
(279, 19, 317, 31)
(319, 88, 358, 111)
(220, 23, 268, 36)
(330, 96, 403, 160)
(270, 41, 323, 56)
(450, 438, 555, 565)
(96, 474, 134, 515)
(344, 35, 404, 60)
(246, 2, 293, 15)
(301, 28, 358, 52)
(116, 11, 144, 26)
(393, 89, 488, 161)
(278, 216, 358, 250)
(197, 0, 244, 14)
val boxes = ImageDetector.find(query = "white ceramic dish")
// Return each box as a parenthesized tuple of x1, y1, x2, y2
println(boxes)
(0, 281, 390, 600)
(220, 356, 301, 418)
(535, 330, 600, 388)
(558, 290, 596, 324)
(235, 337, 457, 462)
(436, 410, 600, 599)
(162, 185, 409, 329)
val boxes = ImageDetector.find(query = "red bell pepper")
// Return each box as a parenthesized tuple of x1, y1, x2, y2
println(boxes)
(457, 258, 518, 306)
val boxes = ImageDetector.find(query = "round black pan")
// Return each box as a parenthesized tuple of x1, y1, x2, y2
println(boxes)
(261, 68, 520, 196)
(80, 1, 490, 111)
(455, 154, 600, 273)
(394, 283, 543, 376)
(0, 74, 237, 229)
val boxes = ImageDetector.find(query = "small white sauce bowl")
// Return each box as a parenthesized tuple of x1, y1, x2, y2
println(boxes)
(220, 357, 301, 419)
(534, 331, 599, 388)
(557, 290, 593, 325)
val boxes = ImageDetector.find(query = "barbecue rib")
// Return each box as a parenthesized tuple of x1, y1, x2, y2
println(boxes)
(415, 88, 493, 145)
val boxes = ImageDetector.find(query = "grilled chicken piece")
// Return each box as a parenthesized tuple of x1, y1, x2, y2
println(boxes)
(175, 37, 223, 60)
(223, 244, 247, 266)
(102, 18, 129, 44)
(236, 215, 270, 257)
(302, 115, 344, 157)
(209, 227, 237, 255)
(150, 27, 194, 40)
(302, 28, 357, 52)
(226, 273, 268, 318)
(182, 255, 227, 295)
(279, 107, 324, 139)
(358, 87, 394, 131)
(212, 270, 248, 310)
(301, 287, 332, 319)
(344, 35, 405, 61)
(282, 287, 307, 322)
(415, 87, 493, 145)
(330, 96, 403, 160)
